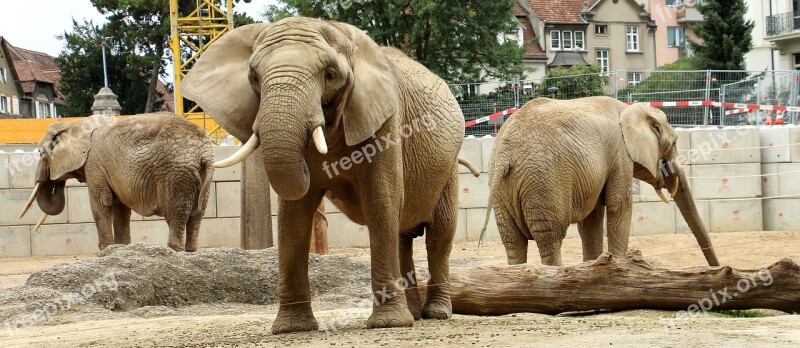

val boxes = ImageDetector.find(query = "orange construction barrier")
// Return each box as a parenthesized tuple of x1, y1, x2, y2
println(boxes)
(765, 111, 774, 125)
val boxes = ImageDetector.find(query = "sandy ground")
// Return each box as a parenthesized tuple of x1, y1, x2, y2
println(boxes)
(0, 231, 798, 347)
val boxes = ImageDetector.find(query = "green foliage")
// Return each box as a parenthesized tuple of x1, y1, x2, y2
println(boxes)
(711, 310, 767, 318)
(535, 65, 607, 99)
(618, 57, 703, 98)
(264, 0, 526, 84)
(689, 0, 754, 71)
(57, 1, 256, 116)
(55, 20, 153, 116)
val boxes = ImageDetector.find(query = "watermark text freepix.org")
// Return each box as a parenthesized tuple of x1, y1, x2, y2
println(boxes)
(322, 114, 437, 179)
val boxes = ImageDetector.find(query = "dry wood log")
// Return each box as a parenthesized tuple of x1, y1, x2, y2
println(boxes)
(444, 250, 800, 315)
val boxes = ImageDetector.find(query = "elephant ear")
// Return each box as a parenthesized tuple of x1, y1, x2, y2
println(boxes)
(181, 23, 270, 142)
(332, 22, 400, 146)
(43, 115, 109, 180)
(620, 104, 662, 179)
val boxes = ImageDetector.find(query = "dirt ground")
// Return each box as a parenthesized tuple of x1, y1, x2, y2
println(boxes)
(0, 231, 798, 347)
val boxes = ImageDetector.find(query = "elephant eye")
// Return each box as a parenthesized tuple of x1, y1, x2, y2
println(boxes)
(325, 68, 337, 81)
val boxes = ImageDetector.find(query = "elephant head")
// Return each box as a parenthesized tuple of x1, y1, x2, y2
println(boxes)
(181, 18, 400, 200)
(19, 115, 113, 228)
(620, 104, 719, 266)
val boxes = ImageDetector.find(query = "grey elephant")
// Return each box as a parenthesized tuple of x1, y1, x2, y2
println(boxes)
(18, 112, 215, 252)
(480, 96, 719, 267)
(181, 18, 469, 334)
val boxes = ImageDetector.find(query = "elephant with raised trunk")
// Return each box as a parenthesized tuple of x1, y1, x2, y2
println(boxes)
(480, 96, 719, 267)
(181, 18, 468, 333)
(19, 113, 215, 252)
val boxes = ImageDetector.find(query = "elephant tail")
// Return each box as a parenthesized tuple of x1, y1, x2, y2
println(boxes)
(478, 141, 510, 249)
(458, 157, 480, 177)
(194, 154, 215, 216)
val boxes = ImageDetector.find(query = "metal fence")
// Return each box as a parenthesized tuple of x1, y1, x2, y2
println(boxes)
(455, 70, 800, 136)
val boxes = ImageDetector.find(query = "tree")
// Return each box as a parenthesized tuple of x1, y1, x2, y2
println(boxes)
(689, 0, 754, 71)
(264, 0, 527, 84)
(56, 20, 153, 116)
(535, 65, 607, 100)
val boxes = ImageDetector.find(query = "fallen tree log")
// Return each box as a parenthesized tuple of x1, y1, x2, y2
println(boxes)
(445, 250, 800, 316)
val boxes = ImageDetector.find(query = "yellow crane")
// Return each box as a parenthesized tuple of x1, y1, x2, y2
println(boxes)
(168, 0, 235, 143)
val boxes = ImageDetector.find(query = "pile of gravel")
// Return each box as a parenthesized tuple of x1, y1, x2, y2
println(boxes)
(0, 243, 372, 325)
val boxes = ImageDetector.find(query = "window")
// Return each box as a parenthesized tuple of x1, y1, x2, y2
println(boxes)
(562, 31, 573, 50)
(574, 31, 585, 50)
(666, 0, 681, 5)
(0, 68, 6, 83)
(35, 94, 52, 118)
(794, 53, 800, 70)
(628, 72, 642, 86)
(596, 50, 609, 75)
(0, 96, 7, 113)
(498, 24, 524, 48)
(626, 26, 640, 52)
(667, 27, 686, 47)
(551, 30, 561, 50)
(595, 25, 608, 35)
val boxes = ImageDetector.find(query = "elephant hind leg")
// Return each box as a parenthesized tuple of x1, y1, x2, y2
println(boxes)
(578, 204, 605, 262)
(165, 210, 191, 252)
(494, 202, 528, 265)
(112, 203, 132, 245)
(421, 171, 457, 320)
(185, 213, 202, 252)
(524, 209, 568, 266)
(399, 228, 422, 320)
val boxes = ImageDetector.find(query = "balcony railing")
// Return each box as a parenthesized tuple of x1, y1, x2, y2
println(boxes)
(766, 11, 800, 37)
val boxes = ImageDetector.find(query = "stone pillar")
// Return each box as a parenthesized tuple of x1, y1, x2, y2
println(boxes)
(240, 153, 273, 249)
(90, 87, 122, 116)
(310, 201, 328, 254)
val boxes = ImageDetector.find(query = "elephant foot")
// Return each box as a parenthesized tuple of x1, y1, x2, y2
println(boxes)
(271, 304, 319, 334)
(406, 290, 423, 320)
(366, 302, 414, 329)
(167, 241, 185, 252)
(185, 242, 198, 252)
(422, 297, 452, 320)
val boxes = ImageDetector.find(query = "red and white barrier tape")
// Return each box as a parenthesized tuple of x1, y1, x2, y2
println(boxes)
(464, 100, 797, 128)
(464, 108, 517, 127)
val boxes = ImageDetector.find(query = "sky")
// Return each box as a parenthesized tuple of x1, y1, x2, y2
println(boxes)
(0, 0, 279, 56)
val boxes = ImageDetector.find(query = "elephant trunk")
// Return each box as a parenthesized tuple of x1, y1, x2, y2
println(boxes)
(666, 165, 720, 266)
(258, 85, 323, 201)
(36, 180, 66, 215)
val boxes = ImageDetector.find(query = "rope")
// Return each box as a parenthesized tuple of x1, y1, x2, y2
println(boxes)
(634, 192, 800, 202)
(676, 141, 800, 152)
(688, 168, 800, 179)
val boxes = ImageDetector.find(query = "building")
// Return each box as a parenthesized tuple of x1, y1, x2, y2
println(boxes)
(750, 0, 800, 71)
(526, 0, 658, 83)
(0, 37, 63, 118)
(644, 0, 705, 67)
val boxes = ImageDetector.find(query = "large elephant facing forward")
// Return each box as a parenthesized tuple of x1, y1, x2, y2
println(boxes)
(181, 18, 467, 333)
(481, 96, 719, 267)
(19, 113, 215, 252)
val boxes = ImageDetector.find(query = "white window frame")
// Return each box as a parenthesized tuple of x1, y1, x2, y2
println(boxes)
(667, 26, 686, 47)
(628, 72, 642, 86)
(550, 30, 561, 50)
(666, 0, 682, 6)
(0, 68, 6, 83)
(574, 31, 585, 50)
(595, 24, 608, 35)
(596, 50, 610, 75)
(0, 95, 7, 113)
(626, 26, 640, 52)
(562, 31, 573, 50)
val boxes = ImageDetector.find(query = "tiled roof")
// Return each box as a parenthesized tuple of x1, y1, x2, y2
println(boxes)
(2, 37, 62, 96)
(527, 0, 600, 24)
(520, 19, 547, 60)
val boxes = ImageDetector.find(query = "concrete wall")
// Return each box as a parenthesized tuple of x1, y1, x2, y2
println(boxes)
(2, 125, 799, 257)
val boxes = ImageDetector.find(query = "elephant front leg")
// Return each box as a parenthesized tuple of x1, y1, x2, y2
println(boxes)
(112, 203, 132, 245)
(605, 170, 633, 258)
(271, 190, 324, 335)
(88, 184, 114, 251)
(361, 167, 414, 329)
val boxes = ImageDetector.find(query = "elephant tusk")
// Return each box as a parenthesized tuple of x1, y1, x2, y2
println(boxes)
(656, 189, 670, 204)
(312, 126, 328, 155)
(670, 175, 679, 198)
(213, 134, 259, 168)
(33, 214, 48, 232)
(19, 182, 42, 219)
